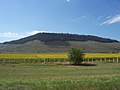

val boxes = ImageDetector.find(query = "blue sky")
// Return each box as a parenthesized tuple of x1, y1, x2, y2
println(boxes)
(0, 0, 120, 42)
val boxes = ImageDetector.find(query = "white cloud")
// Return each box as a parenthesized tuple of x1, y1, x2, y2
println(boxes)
(0, 32, 20, 38)
(0, 30, 47, 38)
(71, 15, 89, 22)
(66, 0, 71, 2)
(6, 30, 48, 39)
(0, 32, 23, 43)
(100, 14, 120, 25)
(106, 15, 112, 19)
(27, 30, 48, 36)
(0, 30, 49, 42)
(78, 15, 89, 20)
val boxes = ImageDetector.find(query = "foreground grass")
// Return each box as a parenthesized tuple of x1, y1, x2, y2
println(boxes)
(0, 63, 120, 90)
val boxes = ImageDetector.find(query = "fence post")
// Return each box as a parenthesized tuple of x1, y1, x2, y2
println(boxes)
(100, 58, 102, 62)
(109, 58, 111, 62)
(88, 58, 89, 62)
(105, 58, 107, 62)
(113, 58, 114, 62)
(92, 58, 93, 62)
(44, 59, 46, 64)
(117, 58, 119, 62)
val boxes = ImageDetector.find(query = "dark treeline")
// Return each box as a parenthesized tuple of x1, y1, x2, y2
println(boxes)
(4, 33, 119, 44)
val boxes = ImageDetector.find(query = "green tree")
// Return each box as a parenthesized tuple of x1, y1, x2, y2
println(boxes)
(68, 48, 85, 65)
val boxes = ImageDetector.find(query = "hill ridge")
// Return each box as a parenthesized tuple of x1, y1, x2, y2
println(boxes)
(3, 33, 119, 44)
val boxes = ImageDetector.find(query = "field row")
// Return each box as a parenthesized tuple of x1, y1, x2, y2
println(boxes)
(1, 53, 120, 58)
(0, 53, 120, 63)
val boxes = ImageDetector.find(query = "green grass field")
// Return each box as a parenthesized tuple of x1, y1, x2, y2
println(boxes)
(0, 63, 120, 90)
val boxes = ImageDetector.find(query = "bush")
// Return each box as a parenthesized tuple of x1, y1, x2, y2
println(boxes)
(68, 48, 85, 65)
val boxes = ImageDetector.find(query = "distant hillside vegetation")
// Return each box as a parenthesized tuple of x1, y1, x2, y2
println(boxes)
(1, 33, 120, 53)
(3, 33, 119, 44)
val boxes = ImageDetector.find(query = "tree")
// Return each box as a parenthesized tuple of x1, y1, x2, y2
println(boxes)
(68, 48, 85, 65)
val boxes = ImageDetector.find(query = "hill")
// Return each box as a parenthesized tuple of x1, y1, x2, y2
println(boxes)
(3, 33, 118, 44)
(0, 33, 120, 53)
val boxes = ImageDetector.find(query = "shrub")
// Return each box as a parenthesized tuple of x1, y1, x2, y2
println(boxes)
(68, 48, 85, 65)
